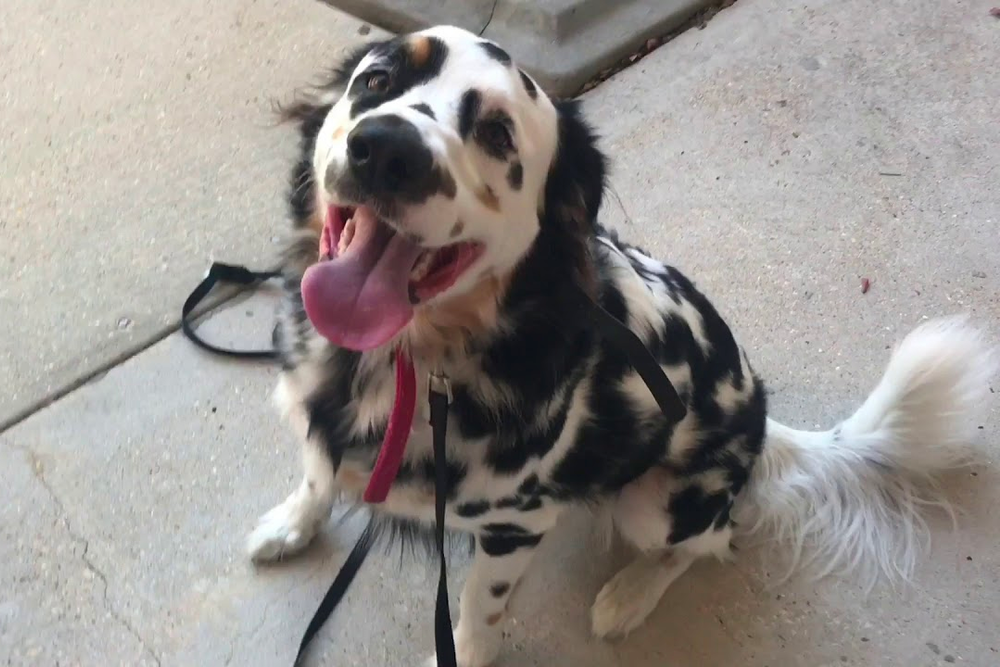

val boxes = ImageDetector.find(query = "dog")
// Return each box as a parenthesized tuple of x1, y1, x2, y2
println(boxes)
(245, 25, 994, 666)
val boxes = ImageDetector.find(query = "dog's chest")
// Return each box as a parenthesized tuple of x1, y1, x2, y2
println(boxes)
(351, 376, 571, 529)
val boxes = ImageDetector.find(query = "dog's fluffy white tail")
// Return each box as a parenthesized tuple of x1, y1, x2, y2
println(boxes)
(737, 317, 995, 588)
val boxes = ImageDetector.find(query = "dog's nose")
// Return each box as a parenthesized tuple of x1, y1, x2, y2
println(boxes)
(346, 115, 433, 198)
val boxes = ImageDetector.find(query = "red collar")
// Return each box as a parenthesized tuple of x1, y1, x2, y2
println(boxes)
(362, 348, 417, 503)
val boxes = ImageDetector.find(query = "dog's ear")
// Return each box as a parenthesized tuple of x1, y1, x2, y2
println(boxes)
(275, 40, 388, 125)
(280, 41, 389, 242)
(538, 100, 607, 292)
(544, 99, 607, 229)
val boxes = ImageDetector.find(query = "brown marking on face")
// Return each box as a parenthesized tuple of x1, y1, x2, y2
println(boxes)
(438, 167, 457, 199)
(477, 186, 501, 212)
(409, 35, 432, 67)
(449, 220, 465, 239)
(406, 270, 513, 363)
(332, 125, 346, 141)
(485, 612, 503, 626)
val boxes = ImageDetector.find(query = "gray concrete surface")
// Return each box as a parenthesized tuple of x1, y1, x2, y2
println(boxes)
(3, 0, 1000, 665)
(321, 0, 714, 96)
(0, 0, 383, 428)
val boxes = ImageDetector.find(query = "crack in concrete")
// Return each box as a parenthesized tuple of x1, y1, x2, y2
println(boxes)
(477, 0, 499, 36)
(224, 590, 280, 667)
(228, 561, 332, 665)
(25, 449, 163, 667)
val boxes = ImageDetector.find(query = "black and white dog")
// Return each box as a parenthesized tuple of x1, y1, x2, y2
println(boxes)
(246, 25, 993, 666)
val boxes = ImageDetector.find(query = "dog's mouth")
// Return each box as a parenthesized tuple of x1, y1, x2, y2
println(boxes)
(301, 205, 485, 351)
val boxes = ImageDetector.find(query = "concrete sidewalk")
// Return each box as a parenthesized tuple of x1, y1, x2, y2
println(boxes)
(2, 0, 998, 665)
(0, 0, 383, 427)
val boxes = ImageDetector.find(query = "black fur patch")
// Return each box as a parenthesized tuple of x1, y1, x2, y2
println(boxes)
(507, 161, 523, 190)
(495, 496, 521, 510)
(455, 500, 491, 518)
(411, 102, 435, 119)
(479, 41, 512, 65)
(480, 532, 544, 557)
(519, 70, 538, 99)
(482, 523, 529, 535)
(667, 485, 732, 544)
(458, 89, 482, 140)
(349, 37, 449, 118)
(489, 582, 510, 597)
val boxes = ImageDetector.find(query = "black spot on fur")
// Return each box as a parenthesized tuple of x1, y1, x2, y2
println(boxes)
(518, 495, 543, 511)
(458, 89, 482, 140)
(668, 485, 732, 544)
(479, 42, 512, 65)
(517, 474, 539, 495)
(455, 500, 491, 518)
(479, 41, 512, 65)
(507, 161, 523, 190)
(489, 582, 510, 597)
(495, 496, 521, 510)
(411, 102, 435, 119)
(519, 69, 538, 99)
(482, 523, 530, 535)
(480, 532, 543, 557)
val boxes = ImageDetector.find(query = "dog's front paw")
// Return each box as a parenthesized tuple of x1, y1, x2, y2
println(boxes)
(246, 497, 326, 562)
(423, 621, 501, 667)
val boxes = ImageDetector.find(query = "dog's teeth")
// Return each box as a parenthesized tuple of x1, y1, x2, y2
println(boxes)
(338, 218, 356, 255)
(411, 252, 433, 281)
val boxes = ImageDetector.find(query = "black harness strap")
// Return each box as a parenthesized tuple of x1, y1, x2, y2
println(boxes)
(576, 289, 687, 423)
(182, 262, 686, 667)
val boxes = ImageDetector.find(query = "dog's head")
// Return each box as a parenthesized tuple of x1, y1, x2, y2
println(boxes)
(290, 25, 605, 353)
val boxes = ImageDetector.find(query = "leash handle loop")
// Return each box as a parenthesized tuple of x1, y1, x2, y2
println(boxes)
(181, 262, 281, 360)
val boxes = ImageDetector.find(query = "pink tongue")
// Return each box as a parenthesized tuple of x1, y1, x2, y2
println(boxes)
(301, 210, 424, 351)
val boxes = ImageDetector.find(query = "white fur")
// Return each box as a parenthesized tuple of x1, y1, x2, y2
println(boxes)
(736, 317, 996, 587)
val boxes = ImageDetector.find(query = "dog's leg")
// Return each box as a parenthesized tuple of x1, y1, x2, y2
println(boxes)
(591, 550, 694, 638)
(591, 466, 733, 638)
(247, 440, 337, 562)
(425, 527, 548, 667)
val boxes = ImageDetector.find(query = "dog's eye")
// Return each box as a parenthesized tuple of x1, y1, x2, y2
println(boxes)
(476, 120, 513, 155)
(365, 71, 390, 93)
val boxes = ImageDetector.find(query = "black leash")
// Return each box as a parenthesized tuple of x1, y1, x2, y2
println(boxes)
(181, 262, 281, 360)
(293, 517, 378, 666)
(182, 261, 686, 667)
(429, 373, 458, 667)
